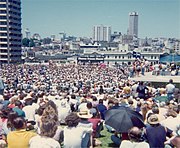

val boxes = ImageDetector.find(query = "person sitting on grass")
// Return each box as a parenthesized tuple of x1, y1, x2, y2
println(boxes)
(120, 126, 149, 148)
(7, 117, 36, 148)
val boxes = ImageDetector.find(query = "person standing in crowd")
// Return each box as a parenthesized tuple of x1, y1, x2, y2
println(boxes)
(97, 99, 107, 120)
(136, 81, 148, 100)
(166, 79, 175, 101)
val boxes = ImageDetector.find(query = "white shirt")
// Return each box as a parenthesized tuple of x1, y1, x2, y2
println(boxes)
(29, 135, 60, 148)
(23, 103, 38, 121)
(63, 126, 92, 148)
(166, 83, 175, 94)
(120, 140, 150, 148)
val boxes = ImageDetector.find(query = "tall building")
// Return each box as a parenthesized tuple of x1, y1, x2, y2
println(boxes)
(93, 25, 111, 42)
(0, 0, 22, 64)
(128, 12, 138, 37)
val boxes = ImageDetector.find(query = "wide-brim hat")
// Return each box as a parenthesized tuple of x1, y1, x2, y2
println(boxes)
(23, 94, 33, 101)
(148, 114, 159, 125)
(77, 110, 93, 119)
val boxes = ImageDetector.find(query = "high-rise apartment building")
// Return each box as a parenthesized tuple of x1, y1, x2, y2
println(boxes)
(128, 12, 138, 37)
(93, 25, 111, 42)
(0, 0, 22, 64)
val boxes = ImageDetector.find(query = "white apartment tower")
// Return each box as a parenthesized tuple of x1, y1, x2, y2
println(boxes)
(93, 25, 111, 42)
(128, 12, 138, 37)
(0, 0, 22, 64)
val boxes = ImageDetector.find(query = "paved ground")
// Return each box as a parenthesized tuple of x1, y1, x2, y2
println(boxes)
(129, 72, 180, 83)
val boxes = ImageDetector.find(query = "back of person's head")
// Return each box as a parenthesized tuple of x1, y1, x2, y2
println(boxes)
(65, 113, 80, 127)
(15, 100, 22, 108)
(40, 116, 57, 138)
(13, 117, 26, 129)
(152, 107, 159, 114)
(42, 105, 58, 122)
(128, 127, 142, 142)
(113, 99, 119, 106)
(128, 99, 134, 105)
(166, 110, 177, 118)
(99, 99, 103, 104)
(46, 100, 57, 114)
(140, 81, 144, 85)
(36, 104, 46, 116)
(86, 101, 92, 109)
(169, 79, 173, 84)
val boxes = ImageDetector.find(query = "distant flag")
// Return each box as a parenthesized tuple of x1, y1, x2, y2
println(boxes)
(133, 51, 141, 58)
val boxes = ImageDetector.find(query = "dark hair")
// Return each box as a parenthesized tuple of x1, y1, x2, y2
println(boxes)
(13, 117, 26, 129)
(99, 99, 103, 104)
(7, 111, 18, 128)
(169, 79, 173, 83)
(86, 102, 92, 109)
(15, 100, 22, 108)
(65, 113, 80, 127)
(152, 107, 159, 114)
(46, 100, 58, 114)
(36, 105, 46, 116)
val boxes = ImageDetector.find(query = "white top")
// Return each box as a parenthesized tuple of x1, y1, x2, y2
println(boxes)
(29, 135, 60, 148)
(120, 140, 150, 148)
(23, 103, 38, 121)
(63, 126, 92, 148)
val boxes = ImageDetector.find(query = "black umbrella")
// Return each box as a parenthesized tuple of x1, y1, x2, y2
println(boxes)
(105, 106, 145, 133)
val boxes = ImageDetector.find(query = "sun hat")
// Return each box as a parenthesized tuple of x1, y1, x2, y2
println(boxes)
(77, 109, 93, 119)
(148, 114, 159, 125)
(23, 94, 33, 102)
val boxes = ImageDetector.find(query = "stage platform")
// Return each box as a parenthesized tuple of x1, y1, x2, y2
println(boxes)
(129, 72, 180, 83)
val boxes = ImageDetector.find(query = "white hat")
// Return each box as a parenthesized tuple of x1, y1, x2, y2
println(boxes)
(77, 109, 93, 119)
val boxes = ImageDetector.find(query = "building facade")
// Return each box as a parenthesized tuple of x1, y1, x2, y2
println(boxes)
(128, 12, 138, 37)
(0, 0, 22, 64)
(93, 25, 111, 42)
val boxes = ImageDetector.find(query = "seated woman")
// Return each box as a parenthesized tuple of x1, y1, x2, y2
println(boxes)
(29, 106, 61, 148)
(63, 112, 92, 148)
(7, 117, 37, 148)
(120, 126, 149, 148)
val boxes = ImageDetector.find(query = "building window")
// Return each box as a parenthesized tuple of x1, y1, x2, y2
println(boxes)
(107, 55, 109, 58)
(151, 56, 153, 59)
(122, 56, 124, 59)
(115, 56, 117, 58)
(119, 56, 121, 58)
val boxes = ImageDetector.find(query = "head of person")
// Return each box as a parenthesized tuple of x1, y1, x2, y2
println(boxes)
(40, 115, 57, 138)
(15, 100, 23, 109)
(169, 79, 173, 84)
(42, 105, 58, 122)
(128, 127, 142, 142)
(152, 106, 159, 114)
(12, 117, 26, 129)
(147, 114, 159, 126)
(65, 112, 80, 127)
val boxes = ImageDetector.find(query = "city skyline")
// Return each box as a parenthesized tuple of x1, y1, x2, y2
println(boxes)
(22, 0, 180, 39)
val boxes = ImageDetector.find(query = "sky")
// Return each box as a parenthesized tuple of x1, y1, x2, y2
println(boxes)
(22, 0, 180, 39)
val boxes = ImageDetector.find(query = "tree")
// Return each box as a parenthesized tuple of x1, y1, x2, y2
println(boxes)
(22, 38, 30, 47)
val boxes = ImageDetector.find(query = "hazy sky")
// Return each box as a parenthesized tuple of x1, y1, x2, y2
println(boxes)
(22, 0, 180, 39)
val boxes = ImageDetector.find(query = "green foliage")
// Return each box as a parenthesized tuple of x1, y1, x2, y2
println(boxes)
(22, 38, 35, 47)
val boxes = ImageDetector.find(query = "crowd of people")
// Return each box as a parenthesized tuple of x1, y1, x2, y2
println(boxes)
(0, 62, 179, 148)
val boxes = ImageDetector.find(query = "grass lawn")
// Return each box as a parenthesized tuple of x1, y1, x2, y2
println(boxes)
(95, 126, 118, 148)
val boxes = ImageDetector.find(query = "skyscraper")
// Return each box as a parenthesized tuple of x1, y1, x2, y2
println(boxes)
(0, 0, 22, 64)
(93, 25, 111, 42)
(128, 12, 138, 37)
